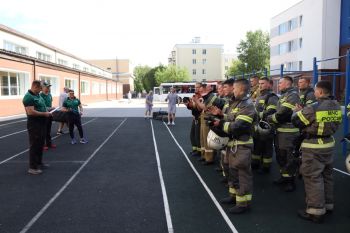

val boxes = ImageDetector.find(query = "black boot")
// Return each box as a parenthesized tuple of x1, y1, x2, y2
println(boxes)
(273, 177, 287, 185)
(229, 205, 250, 214)
(297, 209, 324, 223)
(220, 196, 236, 205)
(283, 180, 296, 192)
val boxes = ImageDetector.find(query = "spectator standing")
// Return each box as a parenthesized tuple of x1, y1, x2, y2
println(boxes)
(57, 87, 69, 134)
(128, 91, 132, 103)
(40, 81, 57, 150)
(22, 80, 52, 175)
(165, 87, 179, 125)
(62, 89, 88, 144)
(145, 91, 153, 119)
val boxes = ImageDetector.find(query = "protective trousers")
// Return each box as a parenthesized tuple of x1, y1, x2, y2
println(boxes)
(199, 113, 213, 162)
(275, 132, 299, 180)
(227, 144, 253, 207)
(27, 117, 46, 169)
(252, 137, 273, 169)
(190, 118, 201, 153)
(300, 147, 334, 215)
(221, 150, 229, 177)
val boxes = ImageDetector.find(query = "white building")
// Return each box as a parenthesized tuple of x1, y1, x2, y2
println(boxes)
(168, 39, 224, 81)
(270, 0, 341, 75)
(222, 53, 237, 78)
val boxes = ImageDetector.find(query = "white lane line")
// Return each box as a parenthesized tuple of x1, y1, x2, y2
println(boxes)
(333, 168, 350, 176)
(163, 122, 239, 233)
(150, 120, 174, 233)
(0, 118, 97, 165)
(19, 118, 127, 233)
(0, 129, 27, 139)
(0, 119, 26, 127)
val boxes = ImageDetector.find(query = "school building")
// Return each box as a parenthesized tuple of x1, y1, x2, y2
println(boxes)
(0, 24, 124, 117)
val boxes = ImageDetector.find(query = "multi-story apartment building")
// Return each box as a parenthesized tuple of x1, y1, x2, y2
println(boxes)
(270, 0, 341, 75)
(222, 53, 237, 78)
(0, 24, 122, 117)
(168, 40, 224, 81)
(88, 59, 135, 94)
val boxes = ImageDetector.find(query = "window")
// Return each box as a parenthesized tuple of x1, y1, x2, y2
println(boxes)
(299, 61, 303, 71)
(192, 59, 196, 64)
(92, 82, 100, 94)
(279, 43, 288, 55)
(299, 15, 303, 26)
(64, 78, 78, 93)
(279, 22, 288, 35)
(202, 69, 206, 75)
(80, 80, 90, 95)
(83, 67, 89, 72)
(299, 38, 303, 49)
(39, 75, 59, 96)
(203, 59, 207, 64)
(0, 70, 29, 97)
(192, 69, 196, 75)
(192, 49, 196, 55)
(58, 59, 68, 66)
(3, 41, 28, 55)
(100, 83, 106, 94)
(202, 49, 207, 55)
(36, 52, 51, 62)
(73, 64, 80, 70)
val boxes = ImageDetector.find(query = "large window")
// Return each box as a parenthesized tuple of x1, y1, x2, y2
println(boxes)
(92, 82, 100, 94)
(192, 69, 196, 75)
(100, 83, 106, 94)
(64, 78, 78, 93)
(202, 59, 207, 64)
(202, 49, 207, 55)
(80, 80, 90, 95)
(3, 41, 28, 55)
(192, 49, 196, 55)
(192, 59, 196, 64)
(58, 59, 68, 66)
(0, 70, 29, 97)
(36, 52, 51, 62)
(39, 75, 59, 96)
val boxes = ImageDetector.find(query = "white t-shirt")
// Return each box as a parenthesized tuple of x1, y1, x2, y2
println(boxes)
(59, 92, 68, 107)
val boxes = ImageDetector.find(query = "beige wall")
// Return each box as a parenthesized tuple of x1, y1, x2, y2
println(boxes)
(173, 44, 223, 82)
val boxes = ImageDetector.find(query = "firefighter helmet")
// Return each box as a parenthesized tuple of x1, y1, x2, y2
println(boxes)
(255, 121, 273, 137)
(207, 130, 229, 150)
(346, 154, 350, 173)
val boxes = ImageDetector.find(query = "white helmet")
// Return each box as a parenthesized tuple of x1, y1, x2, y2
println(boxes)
(346, 154, 350, 173)
(207, 130, 229, 150)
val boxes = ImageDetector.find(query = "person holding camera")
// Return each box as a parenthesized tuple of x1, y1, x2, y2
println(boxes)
(62, 89, 87, 144)
(210, 78, 256, 214)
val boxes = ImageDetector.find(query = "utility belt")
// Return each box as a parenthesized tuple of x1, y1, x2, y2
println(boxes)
(227, 137, 253, 153)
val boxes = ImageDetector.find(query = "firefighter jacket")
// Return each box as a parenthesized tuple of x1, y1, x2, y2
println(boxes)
(267, 87, 300, 133)
(255, 89, 279, 121)
(218, 96, 256, 145)
(291, 96, 341, 149)
(299, 87, 316, 107)
(249, 84, 259, 102)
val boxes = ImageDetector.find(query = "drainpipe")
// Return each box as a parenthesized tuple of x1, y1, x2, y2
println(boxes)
(78, 72, 81, 100)
(33, 60, 36, 81)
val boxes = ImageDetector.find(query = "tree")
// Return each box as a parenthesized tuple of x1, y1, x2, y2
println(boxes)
(236, 30, 270, 74)
(155, 65, 191, 86)
(226, 59, 245, 77)
(143, 65, 166, 92)
(133, 65, 151, 93)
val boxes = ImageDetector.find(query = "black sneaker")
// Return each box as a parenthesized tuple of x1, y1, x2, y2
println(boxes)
(220, 196, 236, 205)
(229, 205, 250, 214)
(273, 177, 287, 185)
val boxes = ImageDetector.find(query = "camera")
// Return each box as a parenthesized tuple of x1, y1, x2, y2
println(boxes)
(183, 97, 190, 104)
(204, 114, 220, 127)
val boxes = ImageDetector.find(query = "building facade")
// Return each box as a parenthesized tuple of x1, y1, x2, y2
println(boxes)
(270, 0, 341, 75)
(168, 42, 224, 81)
(0, 24, 123, 117)
(88, 59, 135, 94)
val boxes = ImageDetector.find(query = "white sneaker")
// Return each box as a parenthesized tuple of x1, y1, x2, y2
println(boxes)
(172, 122, 175, 125)
(167, 122, 171, 125)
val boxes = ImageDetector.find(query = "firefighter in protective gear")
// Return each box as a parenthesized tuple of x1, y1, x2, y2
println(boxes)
(252, 77, 278, 173)
(184, 83, 202, 157)
(267, 76, 300, 192)
(292, 80, 341, 223)
(298, 77, 316, 107)
(211, 78, 256, 214)
(207, 130, 229, 150)
(249, 76, 260, 102)
(193, 82, 218, 165)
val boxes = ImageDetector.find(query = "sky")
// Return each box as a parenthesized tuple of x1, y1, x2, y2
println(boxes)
(0, 0, 301, 67)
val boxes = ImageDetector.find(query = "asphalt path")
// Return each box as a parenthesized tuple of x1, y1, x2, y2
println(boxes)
(0, 115, 349, 233)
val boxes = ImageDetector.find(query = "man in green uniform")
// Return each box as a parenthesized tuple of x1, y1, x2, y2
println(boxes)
(22, 80, 52, 175)
(62, 89, 87, 144)
(292, 80, 341, 223)
(40, 81, 56, 150)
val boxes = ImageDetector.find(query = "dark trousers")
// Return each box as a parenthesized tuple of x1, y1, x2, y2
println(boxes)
(190, 118, 200, 152)
(68, 113, 84, 139)
(27, 117, 46, 169)
(44, 117, 53, 146)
